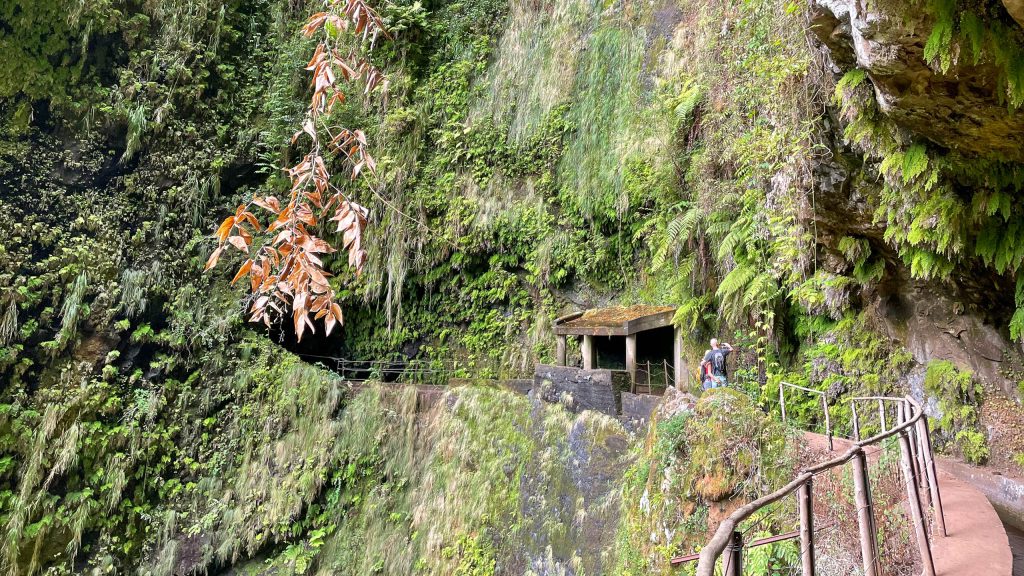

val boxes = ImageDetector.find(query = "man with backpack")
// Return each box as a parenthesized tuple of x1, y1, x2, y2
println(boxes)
(700, 338, 734, 390)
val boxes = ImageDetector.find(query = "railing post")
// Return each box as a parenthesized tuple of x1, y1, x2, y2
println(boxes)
(822, 395, 832, 451)
(878, 399, 887, 432)
(780, 383, 787, 423)
(905, 402, 927, 494)
(723, 531, 743, 576)
(898, 430, 937, 576)
(851, 402, 861, 441)
(916, 415, 947, 537)
(852, 449, 881, 576)
(897, 402, 922, 491)
(799, 478, 815, 576)
(914, 424, 928, 492)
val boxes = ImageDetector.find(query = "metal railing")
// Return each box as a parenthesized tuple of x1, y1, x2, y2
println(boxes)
(296, 354, 526, 385)
(779, 381, 832, 450)
(683, 393, 945, 576)
(624, 359, 676, 394)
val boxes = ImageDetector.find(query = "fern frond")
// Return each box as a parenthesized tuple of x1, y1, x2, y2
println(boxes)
(716, 263, 756, 301)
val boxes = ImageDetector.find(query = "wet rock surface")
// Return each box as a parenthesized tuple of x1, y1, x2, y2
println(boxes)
(811, 0, 1024, 161)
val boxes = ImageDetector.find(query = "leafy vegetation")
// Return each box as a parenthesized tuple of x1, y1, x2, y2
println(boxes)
(616, 389, 796, 574)
(0, 0, 1019, 573)
(924, 360, 990, 464)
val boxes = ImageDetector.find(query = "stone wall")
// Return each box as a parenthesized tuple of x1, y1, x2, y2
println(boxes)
(532, 364, 626, 416)
(621, 392, 662, 423)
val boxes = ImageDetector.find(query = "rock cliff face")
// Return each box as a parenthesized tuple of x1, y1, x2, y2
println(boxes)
(812, 0, 1024, 160)
(805, 0, 1024, 393)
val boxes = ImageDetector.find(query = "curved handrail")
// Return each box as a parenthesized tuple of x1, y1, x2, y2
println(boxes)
(693, 395, 942, 576)
(778, 381, 832, 448)
(848, 395, 907, 440)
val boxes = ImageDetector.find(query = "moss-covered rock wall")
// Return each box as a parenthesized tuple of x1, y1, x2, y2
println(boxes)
(4, 0, 1024, 572)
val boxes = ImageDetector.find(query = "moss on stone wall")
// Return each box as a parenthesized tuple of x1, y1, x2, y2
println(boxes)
(1, 0, 1019, 572)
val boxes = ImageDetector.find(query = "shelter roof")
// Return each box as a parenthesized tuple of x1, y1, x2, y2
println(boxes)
(554, 305, 676, 336)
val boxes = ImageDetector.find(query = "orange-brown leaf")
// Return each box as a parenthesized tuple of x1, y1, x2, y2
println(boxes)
(215, 216, 236, 242)
(231, 259, 254, 285)
(204, 246, 225, 271)
(227, 235, 249, 253)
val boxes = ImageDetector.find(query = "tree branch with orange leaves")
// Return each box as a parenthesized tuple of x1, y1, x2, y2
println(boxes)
(205, 0, 390, 341)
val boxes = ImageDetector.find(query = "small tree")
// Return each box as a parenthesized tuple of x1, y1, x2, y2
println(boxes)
(206, 0, 389, 341)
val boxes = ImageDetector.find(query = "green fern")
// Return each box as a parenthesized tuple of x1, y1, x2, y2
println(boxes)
(959, 12, 984, 64)
(57, 273, 89, 350)
(923, 0, 956, 71)
(1010, 308, 1024, 341)
(0, 299, 16, 346)
(833, 68, 868, 105)
(901, 143, 929, 183)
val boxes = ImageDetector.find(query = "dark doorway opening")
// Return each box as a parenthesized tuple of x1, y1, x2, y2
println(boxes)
(594, 335, 626, 370)
(636, 326, 675, 387)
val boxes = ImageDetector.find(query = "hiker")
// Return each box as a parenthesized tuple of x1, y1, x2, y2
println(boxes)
(700, 338, 734, 390)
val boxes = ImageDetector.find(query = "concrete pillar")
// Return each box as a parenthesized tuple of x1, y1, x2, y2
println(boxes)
(625, 334, 637, 384)
(582, 335, 595, 370)
(673, 325, 683, 389)
(556, 335, 567, 366)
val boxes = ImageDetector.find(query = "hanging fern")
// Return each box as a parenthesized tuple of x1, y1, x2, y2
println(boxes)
(1012, 277, 1024, 341)
(923, 0, 956, 71)
(57, 273, 89, 350)
(901, 143, 930, 183)
(0, 299, 16, 347)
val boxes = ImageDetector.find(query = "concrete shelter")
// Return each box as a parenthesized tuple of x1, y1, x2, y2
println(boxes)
(553, 305, 682, 388)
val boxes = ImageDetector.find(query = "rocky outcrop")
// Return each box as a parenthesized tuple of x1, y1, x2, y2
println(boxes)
(810, 0, 1024, 160)
(1006, 0, 1024, 30)
(876, 280, 1024, 399)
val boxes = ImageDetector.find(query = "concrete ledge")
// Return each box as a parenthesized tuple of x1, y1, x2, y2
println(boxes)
(533, 364, 623, 416)
(621, 392, 661, 422)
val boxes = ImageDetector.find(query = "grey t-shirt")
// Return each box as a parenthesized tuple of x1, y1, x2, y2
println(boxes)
(702, 348, 731, 378)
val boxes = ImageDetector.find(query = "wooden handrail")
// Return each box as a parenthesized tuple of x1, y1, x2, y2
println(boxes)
(693, 395, 940, 576)
(778, 381, 832, 449)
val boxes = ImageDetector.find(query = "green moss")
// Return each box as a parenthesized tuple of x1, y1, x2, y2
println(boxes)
(616, 389, 796, 574)
(924, 360, 988, 464)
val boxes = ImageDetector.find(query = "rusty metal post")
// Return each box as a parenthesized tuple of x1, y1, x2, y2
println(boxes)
(799, 478, 815, 576)
(904, 401, 926, 489)
(917, 416, 947, 537)
(822, 395, 832, 451)
(905, 402, 927, 496)
(901, 399, 925, 487)
(852, 449, 881, 576)
(723, 531, 743, 576)
(780, 383, 787, 423)
(878, 399, 887, 432)
(898, 430, 937, 576)
(663, 359, 669, 388)
(647, 360, 652, 390)
(851, 402, 861, 441)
